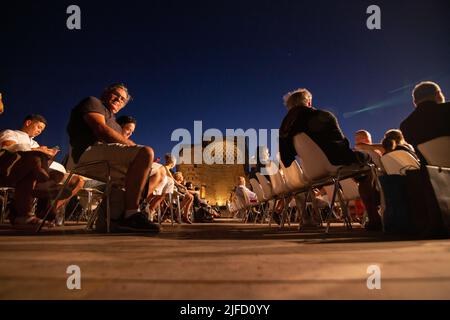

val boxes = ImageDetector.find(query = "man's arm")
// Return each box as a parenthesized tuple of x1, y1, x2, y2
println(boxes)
(355, 142, 385, 154)
(1, 140, 16, 148)
(83, 112, 135, 146)
(0, 130, 19, 149)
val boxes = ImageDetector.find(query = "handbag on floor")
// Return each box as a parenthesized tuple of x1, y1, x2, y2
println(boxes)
(405, 166, 450, 237)
(378, 175, 414, 235)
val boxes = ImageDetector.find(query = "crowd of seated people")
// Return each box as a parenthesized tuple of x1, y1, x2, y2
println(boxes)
(116, 115, 183, 223)
(172, 172, 195, 224)
(0, 114, 84, 227)
(246, 81, 448, 231)
(143, 153, 178, 223)
(381, 129, 420, 161)
(0, 80, 448, 234)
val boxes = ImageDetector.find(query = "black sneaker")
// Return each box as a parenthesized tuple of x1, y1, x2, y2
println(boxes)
(117, 212, 161, 233)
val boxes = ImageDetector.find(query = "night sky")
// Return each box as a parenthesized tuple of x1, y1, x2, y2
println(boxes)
(1, 0, 449, 162)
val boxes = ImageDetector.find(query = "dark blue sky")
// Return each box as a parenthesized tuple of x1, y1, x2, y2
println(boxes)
(1, 0, 449, 161)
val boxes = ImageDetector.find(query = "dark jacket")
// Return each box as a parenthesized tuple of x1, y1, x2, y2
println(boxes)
(279, 105, 357, 167)
(400, 101, 450, 150)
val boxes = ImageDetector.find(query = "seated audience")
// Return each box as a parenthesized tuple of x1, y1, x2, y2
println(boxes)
(145, 154, 177, 222)
(173, 172, 194, 224)
(354, 130, 383, 154)
(116, 115, 171, 216)
(354, 129, 383, 168)
(279, 88, 382, 230)
(382, 129, 419, 161)
(117, 115, 136, 140)
(400, 81, 450, 164)
(235, 176, 258, 204)
(381, 137, 397, 154)
(0, 149, 54, 227)
(0, 114, 84, 223)
(66, 83, 159, 232)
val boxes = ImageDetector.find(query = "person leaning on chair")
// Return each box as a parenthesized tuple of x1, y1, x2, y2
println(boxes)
(278, 88, 382, 231)
(66, 83, 160, 233)
(400, 81, 450, 164)
(0, 114, 85, 224)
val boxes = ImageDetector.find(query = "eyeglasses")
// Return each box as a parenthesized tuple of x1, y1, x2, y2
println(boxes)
(110, 91, 128, 103)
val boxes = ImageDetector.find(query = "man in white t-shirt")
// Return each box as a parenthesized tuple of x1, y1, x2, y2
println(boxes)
(0, 114, 46, 151)
(0, 114, 84, 221)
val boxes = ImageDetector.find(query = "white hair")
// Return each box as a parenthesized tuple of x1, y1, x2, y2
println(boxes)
(412, 81, 444, 105)
(283, 88, 312, 109)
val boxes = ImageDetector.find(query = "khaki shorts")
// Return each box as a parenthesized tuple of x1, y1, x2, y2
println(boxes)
(76, 143, 143, 186)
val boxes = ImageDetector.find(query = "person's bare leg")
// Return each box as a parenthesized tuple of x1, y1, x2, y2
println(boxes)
(182, 193, 194, 219)
(125, 147, 154, 211)
(54, 175, 85, 211)
(8, 154, 49, 185)
(145, 171, 164, 202)
(148, 195, 165, 212)
(8, 154, 47, 221)
(13, 174, 37, 220)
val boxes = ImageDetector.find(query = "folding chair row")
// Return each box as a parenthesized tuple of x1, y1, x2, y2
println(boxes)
(251, 133, 374, 233)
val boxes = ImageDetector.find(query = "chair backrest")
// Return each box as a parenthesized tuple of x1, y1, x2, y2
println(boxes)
(281, 160, 308, 192)
(339, 178, 360, 201)
(417, 136, 450, 167)
(256, 172, 273, 199)
(381, 150, 420, 175)
(250, 178, 266, 202)
(323, 179, 359, 203)
(233, 192, 246, 209)
(365, 149, 383, 169)
(293, 133, 340, 181)
(267, 165, 288, 196)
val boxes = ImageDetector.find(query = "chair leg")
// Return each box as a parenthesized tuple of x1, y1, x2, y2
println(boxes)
(36, 172, 75, 233)
(279, 198, 289, 229)
(298, 190, 310, 231)
(157, 206, 162, 225)
(86, 192, 106, 231)
(325, 179, 339, 234)
(169, 193, 174, 227)
(176, 195, 182, 223)
(337, 188, 352, 230)
(105, 183, 111, 233)
(0, 189, 9, 224)
(67, 199, 80, 222)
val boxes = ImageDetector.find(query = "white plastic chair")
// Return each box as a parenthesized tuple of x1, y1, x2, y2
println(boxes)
(417, 136, 450, 167)
(380, 150, 420, 175)
(37, 160, 113, 233)
(266, 164, 294, 228)
(0, 187, 14, 224)
(293, 133, 372, 232)
(255, 173, 277, 225)
(250, 178, 269, 223)
(279, 160, 313, 226)
(324, 178, 361, 221)
(282, 160, 308, 192)
(256, 172, 273, 200)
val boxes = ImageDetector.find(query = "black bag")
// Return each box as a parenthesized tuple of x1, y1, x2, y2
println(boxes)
(405, 166, 450, 237)
(379, 175, 414, 235)
(193, 206, 213, 223)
